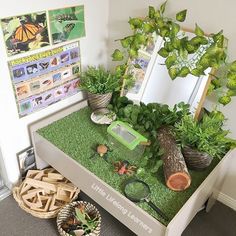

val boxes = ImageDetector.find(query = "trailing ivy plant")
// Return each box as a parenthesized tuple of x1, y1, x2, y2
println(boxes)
(108, 93, 190, 173)
(111, 1, 236, 105)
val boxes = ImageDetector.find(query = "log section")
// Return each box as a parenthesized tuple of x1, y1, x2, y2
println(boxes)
(157, 126, 191, 191)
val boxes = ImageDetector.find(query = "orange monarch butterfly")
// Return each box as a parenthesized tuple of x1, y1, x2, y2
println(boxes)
(14, 22, 43, 43)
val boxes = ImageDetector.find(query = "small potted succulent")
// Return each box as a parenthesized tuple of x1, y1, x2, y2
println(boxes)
(80, 65, 121, 111)
(57, 201, 101, 236)
(174, 110, 236, 170)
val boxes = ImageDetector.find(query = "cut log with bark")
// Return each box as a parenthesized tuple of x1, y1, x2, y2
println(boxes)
(157, 126, 191, 191)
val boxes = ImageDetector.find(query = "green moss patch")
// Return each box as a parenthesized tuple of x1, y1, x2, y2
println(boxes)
(38, 107, 219, 225)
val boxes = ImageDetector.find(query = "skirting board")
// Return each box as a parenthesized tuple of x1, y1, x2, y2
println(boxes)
(217, 192, 236, 211)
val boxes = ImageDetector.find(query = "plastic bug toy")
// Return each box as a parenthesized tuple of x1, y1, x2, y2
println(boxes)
(90, 144, 111, 162)
(113, 160, 137, 175)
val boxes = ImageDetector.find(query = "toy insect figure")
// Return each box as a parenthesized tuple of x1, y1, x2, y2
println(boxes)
(113, 160, 137, 176)
(90, 144, 112, 162)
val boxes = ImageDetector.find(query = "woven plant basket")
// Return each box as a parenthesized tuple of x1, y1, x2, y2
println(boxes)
(182, 146, 213, 171)
(87, 92, 112, 111)
(57, 201, 101, 236)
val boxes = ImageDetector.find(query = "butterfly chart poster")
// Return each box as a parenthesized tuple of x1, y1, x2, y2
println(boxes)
(8, 41, 81, 118)
(49, 5, 85, 45)
(0, 11, 50, 56)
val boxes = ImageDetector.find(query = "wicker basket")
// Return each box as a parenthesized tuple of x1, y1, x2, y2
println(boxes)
(87, 92, 112, 111)
(13, 186, 80, 219)
(12, 168, 80, 219)
(57, 201, 101, 236)
(182, 146, 213, 171)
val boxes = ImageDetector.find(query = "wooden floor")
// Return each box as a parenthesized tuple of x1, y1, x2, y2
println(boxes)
(0, 192, 235, 236)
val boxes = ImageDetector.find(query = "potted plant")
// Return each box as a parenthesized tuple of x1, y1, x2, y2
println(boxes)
(57, 201, 101, 236)
(80, 65, 121, 110)
(174, 110, 236, 170)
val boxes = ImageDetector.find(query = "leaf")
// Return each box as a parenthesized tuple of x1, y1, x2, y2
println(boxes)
(226, 79, 236, 90)
(134, 33, 146, 44)
(218, 96, 231, 105)
(163, 42, 174, 52)
(129, 48, 138, 58)
(156, 18, 165, 28)
(160, 26, 170, 37)
(120, 36, 133, 48)
(190, 36, 208, 46)
(158, 48, 169, 58)
(165, 54, 177, 69)
(168, 67, 179, 80)
(149, 6, 156, 19)
(172, 38, 181, 49)
(160, 1, 167, 14)
(194, 24, 204, 36)
(227, 71, 236, 80)
(217, 35, 225, 48)
(171, 22, 180, 36)
(143, 23, 154, 33)
(191, 68, 203, 77)
(229, 61, 236, 72)
(213, 30, 223, 43)
(111, 49, 124, 61)
(128, 18, 143, 30)
(176, 9, 187, 22)
(185, 41, 196, 53)
(178, 66, 190, 77)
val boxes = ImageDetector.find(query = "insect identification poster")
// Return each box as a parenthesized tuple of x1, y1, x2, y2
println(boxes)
(8, 41, 81, 117)
(49, 5, 85, 44)
(0, 11, 50, 56)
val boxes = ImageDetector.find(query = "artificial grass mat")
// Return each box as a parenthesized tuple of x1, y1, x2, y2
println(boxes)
(38, 107, 219, 226)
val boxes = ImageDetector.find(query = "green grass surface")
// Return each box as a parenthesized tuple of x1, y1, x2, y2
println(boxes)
(38, 107, 219, 226)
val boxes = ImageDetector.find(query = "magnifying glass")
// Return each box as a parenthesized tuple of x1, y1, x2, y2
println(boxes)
(124, 179, 169, 221)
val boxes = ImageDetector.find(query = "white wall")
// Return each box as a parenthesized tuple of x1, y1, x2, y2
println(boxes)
(108, 0, 236, 201)
(0, 0, 109, 187)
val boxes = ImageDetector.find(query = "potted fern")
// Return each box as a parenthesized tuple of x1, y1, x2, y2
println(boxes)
(57, 201, 101, 236)
(174, 111, 236, 170)
(80, 66, 121, 110)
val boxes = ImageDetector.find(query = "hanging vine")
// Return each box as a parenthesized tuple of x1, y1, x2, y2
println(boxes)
(112, 1, 236, 105)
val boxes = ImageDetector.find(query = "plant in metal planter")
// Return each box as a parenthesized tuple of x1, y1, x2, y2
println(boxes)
(111, 1, 236, 105)
(57, 201, 101, 236)
(174, 110, 236, 170)
(80, 66, 121, 110)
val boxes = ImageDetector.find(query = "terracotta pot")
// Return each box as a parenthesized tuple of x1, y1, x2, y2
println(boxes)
(87, 92, 112, 111)
(57, 201, 101, 236)
(182, 146, 213, 171)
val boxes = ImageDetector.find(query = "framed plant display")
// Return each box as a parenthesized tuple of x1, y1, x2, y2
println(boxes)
(49, 5, 85, 44)
(0, 11, 50, 56)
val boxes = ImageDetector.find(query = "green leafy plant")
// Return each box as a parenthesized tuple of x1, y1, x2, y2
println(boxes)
(108, 94, 190, 173)
(111, 1, 236, 105)
(62, 205, 99, 235)
(74, 206, 98, 234)
(80, 65, 121, 94)
(174, 111, 236, 159)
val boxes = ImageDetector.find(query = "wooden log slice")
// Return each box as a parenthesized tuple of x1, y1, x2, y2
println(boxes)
(157, 126, 191, 191)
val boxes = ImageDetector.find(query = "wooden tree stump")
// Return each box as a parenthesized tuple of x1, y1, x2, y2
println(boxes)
(157, 126, 191, 191)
